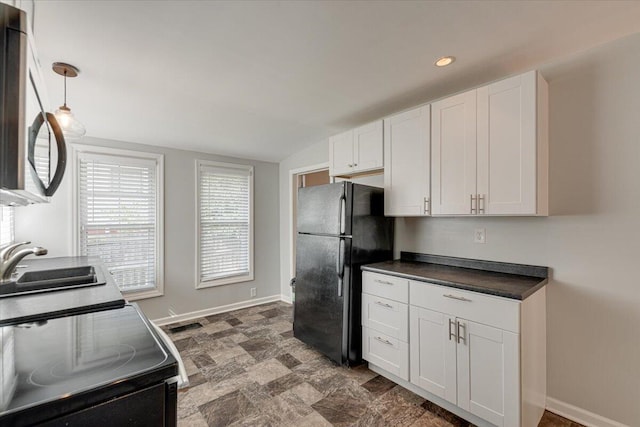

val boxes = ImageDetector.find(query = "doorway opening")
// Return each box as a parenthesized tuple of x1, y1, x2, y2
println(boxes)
(288, 164, 330, 300)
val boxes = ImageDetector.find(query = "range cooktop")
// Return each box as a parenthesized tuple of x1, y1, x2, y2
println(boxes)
(0, 304, 174, 418)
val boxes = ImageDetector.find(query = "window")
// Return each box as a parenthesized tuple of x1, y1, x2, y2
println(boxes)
(0, 207, 14, 246)
(196, 160, 253, 288)
(73, 145, 164, 299)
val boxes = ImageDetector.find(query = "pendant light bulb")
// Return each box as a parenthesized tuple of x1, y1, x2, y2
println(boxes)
(52, 62, 86, 140)
(54, 106, 85, 138)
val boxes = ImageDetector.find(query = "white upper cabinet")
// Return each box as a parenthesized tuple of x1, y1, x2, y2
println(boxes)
(329, 129, 355, 176)
(431, 89, 477, 215)
(353, 120, 384, 173)
(431, 70, 548, 216)
(329, 120, 383, 177)
(477, 71, 548, 215)
(383, 105, 431, 216)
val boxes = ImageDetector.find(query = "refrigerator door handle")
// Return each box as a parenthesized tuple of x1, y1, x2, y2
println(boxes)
(336, 238, 346, 296)
(338, 193, 346, 235)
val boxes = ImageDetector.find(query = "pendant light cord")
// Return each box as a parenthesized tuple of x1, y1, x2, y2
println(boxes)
(63, 70, 67, 108)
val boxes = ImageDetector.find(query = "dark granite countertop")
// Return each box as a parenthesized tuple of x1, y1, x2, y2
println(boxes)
(361, 252, 549, 300)
(0, 256, 125, 326)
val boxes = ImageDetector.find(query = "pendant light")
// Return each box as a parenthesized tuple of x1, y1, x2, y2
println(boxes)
(52, 62, 86, 139)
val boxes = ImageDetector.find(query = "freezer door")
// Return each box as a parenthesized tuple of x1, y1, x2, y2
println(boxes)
(297, 182, 351, 236)
(350, 184, 394, 264)
(294, 233, 351, 364)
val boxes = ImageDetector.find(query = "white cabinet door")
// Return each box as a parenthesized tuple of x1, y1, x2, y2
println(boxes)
(353, 120, 383, 173)
(383, 105, 430, 216)
(456, 319, 520, 427)
(431, 89, 477, 215)
(329, 130, 354, 176)
(477, 71, 537, 215)
(409, 306, 457, 404)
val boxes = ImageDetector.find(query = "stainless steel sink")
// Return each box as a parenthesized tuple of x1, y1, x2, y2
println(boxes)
(0, 266, 106, 298)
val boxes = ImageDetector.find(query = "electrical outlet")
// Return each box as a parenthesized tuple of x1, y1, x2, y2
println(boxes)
(250, 287, 257, 298)
(474, 228, 486, 244)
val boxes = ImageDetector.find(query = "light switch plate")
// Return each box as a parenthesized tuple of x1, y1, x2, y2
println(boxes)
(474, 228, 486, 244)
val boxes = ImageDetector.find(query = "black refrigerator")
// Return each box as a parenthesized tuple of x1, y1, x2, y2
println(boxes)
(293, 182, 393, 366)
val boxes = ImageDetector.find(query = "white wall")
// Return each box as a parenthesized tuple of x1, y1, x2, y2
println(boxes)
(278, 140, 329, 300)
(15, 137, 280, 320)
(279, 34, 640, 426)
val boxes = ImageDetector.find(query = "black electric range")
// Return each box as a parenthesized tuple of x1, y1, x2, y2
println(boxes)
(0, 304, 178, 426)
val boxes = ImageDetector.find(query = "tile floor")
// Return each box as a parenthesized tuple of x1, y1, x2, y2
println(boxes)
(163, 301, 581, 427)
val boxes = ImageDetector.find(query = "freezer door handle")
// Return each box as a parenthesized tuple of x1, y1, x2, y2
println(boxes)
(338, 194, 346, 235)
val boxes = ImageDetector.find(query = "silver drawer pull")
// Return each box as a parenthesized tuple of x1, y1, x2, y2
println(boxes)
(375, 301, 393, 309)
(374, 336, 393, 346)
(374, 279, 394, 285)
(443, 294, 472, 302)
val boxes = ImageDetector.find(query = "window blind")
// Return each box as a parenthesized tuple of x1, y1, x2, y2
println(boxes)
(33, 140, 50, 186)
(198, 162, 252, 284)
(0, 207, 14, 246)
(78, 153, 158, 293)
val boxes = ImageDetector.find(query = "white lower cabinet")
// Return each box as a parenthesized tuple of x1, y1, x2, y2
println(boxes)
(409, 306, 457, 403)
(361, 271, 410, 380)
(456, 320, 519, 427)
(362, 327, 409, 380)
(362, 293, 408, 341)
(411, 306, 519, 426)
(364, 271, 546, 427)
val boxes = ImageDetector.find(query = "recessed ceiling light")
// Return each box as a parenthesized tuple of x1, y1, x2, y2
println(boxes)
(435, 56, 455, 67)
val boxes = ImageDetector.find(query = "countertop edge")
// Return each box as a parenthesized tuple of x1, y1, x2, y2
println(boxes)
(400, 251, 549, 279)
(361, 264, 549, 301)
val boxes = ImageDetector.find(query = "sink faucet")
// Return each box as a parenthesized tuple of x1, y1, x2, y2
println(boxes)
(0, 242, 48, 284)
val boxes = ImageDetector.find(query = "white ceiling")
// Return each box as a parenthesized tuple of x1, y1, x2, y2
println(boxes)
(33, 1, 640, 162)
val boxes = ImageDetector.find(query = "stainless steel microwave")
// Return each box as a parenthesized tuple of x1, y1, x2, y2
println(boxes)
(0, 3, 66, 206)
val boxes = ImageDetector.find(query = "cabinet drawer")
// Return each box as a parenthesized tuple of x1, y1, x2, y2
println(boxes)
(409, 281, 520, 333)
(362, 293, 408, 342)
(362, 271, 409, 303)
(362, 327, 409, 380)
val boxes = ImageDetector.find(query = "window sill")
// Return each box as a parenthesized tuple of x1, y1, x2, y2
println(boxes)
(123, 287, 164, 301)
(197, 273, 254, 289)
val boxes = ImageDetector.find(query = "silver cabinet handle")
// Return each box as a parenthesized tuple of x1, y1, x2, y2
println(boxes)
(374, 336, 393, 346)
(448, 318, 457, 341)
(374, 301, 393, 309)
(457, 321, 466, 345)
(354, 163, 358, 167)
(424, 197, 430, 215)
(348, 164, 353, 167)
(443, 294, 472, 302)
(478, 194, 485, 214)
(374, 279, 394, 285)
(470, 194, 477, 214)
